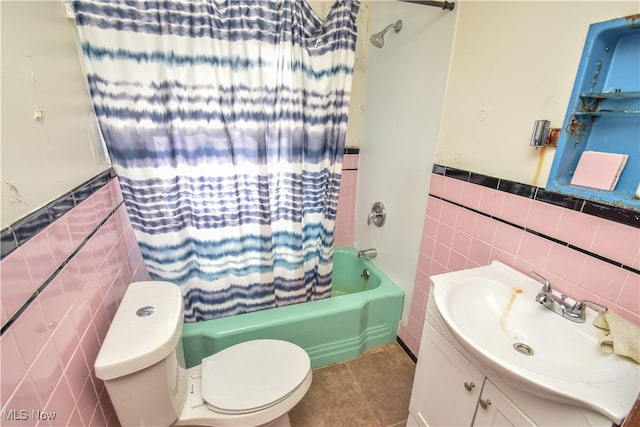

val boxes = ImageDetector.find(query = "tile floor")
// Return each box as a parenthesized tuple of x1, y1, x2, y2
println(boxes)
(289, 341, 416, 427)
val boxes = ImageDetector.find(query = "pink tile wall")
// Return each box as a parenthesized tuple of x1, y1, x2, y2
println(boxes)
(398, 173, 640, 356)
(334, 153, 359, 248)
(1, 179, 149, 426)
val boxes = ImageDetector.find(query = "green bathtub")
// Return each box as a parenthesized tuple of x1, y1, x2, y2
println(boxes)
(181, 247, 404, 368)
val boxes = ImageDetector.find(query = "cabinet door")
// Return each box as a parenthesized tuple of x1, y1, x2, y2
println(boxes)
(408, 323, 484, 427)
(472, 380, 535, 427)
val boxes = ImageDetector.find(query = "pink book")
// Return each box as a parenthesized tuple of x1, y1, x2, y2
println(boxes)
(570, 151, 628, 191)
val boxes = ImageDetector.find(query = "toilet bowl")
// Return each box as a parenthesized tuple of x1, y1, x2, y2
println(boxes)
(94, 281, 312, 427)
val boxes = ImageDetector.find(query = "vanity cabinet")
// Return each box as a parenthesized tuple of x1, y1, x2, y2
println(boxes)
(472, 380, 534, 426)
(407, 292, 614, 427)
(408, 322, 534, 427)
(408, 321, 483, 426)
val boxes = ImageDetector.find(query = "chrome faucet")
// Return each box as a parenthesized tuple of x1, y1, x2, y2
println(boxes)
(357, 248, 377, 259)
(531, 271, 607, 323)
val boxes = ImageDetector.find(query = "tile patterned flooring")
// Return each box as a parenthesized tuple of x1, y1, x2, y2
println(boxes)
(289, 341, 416, 427)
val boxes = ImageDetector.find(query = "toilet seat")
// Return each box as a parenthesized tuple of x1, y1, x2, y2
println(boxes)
(201, 339, 311, 415)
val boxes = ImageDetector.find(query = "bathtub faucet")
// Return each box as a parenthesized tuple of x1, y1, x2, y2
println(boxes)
(357, 248, 377, 259)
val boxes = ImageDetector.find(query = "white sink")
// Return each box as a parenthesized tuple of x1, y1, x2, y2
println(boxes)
(431, 261, 640, 424)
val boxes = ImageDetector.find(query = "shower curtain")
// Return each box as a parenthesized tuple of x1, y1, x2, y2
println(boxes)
(73, 0, 360, 322)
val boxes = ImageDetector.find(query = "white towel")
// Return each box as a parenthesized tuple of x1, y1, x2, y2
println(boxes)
(593, 310, 640, 364)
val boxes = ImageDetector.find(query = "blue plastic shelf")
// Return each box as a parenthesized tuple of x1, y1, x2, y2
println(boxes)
(547, 16, 640, 211)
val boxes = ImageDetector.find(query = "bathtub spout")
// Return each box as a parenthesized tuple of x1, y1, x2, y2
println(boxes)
(357, 248, 377, 259)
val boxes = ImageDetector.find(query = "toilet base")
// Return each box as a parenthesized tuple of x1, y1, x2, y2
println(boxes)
(260, 414, 291, 427)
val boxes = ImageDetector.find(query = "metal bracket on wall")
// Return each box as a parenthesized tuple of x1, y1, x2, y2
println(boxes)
(530, 120, 559, 148)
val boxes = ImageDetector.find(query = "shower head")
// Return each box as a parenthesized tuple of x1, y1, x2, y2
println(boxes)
(369, 33, 385, 49)
(369, 20, 403, 48)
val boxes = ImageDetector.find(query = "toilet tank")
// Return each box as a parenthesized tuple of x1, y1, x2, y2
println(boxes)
(95, 281, 187, 426)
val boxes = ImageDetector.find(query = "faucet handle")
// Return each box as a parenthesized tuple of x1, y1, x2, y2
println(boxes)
(530, 271, 551, 292)
(367, 211, 380, 225)
(572, 300, 608, 315)
(367, 202, 386, 227)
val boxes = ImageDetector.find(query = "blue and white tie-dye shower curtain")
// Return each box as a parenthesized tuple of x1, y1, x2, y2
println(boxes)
(73, 0, 360, 322)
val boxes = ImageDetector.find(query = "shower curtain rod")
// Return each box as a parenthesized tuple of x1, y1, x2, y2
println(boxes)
(400, 0, 455, 11)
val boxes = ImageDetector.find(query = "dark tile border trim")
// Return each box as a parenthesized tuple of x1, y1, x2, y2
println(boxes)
(342, 148, 359, 171)
(396, 337, 417, 364)
(429, 165, 640, 275)
(1, 168, 116, 260)
(1, 198, 124, 336)
(432, 164, 640, 229)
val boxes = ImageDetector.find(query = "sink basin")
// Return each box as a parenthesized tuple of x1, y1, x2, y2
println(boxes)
(431, 261, 640, 424)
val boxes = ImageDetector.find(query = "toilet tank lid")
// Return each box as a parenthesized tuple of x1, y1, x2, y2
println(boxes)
(94, 281, 184, 380)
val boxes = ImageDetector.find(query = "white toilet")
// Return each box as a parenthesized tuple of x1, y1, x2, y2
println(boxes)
(94, 281, 312, 427)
